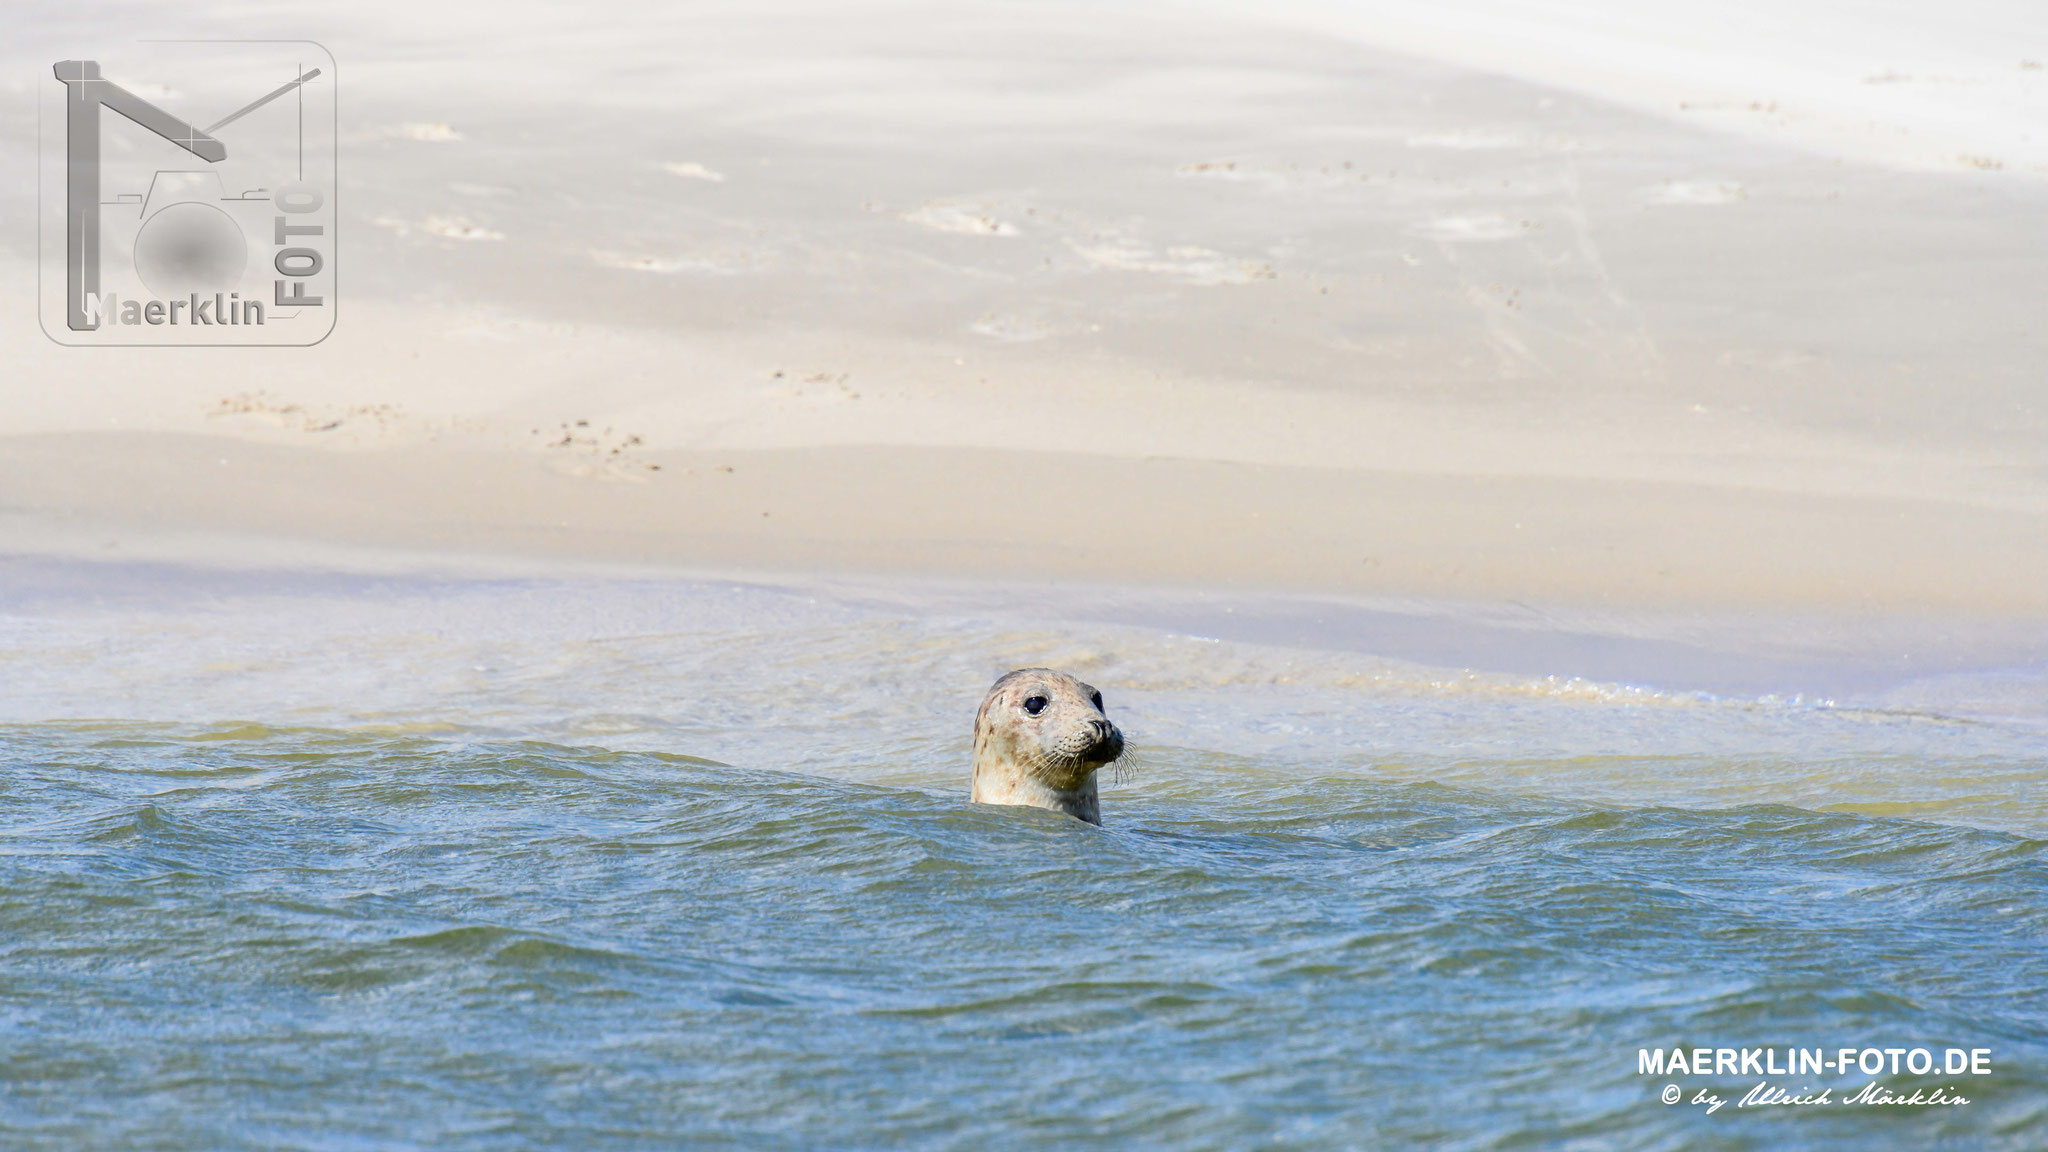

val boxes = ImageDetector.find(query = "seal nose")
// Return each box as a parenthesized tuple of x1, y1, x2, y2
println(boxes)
(1089, 719, 1123, 762)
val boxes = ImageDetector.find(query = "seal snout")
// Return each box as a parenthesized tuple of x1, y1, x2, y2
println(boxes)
(1085, 717, 1124, 766)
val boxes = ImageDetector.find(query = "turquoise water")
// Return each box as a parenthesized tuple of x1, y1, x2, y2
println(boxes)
(2, 564, 2045, 1148)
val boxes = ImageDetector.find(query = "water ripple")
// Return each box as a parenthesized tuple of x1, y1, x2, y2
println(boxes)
(0, 725, 2041, 1147)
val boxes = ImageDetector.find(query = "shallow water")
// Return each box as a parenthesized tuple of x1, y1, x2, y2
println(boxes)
(2, 562, 2044, 1148)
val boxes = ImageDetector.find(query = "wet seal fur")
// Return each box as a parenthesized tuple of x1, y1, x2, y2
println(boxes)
(971, 668, 1125, 825)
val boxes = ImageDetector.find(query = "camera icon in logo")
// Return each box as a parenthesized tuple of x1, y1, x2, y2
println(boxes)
(133, 183, 249, 301)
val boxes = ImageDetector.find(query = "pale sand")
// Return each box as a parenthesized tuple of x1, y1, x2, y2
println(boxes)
(2, 1, 2044, 624)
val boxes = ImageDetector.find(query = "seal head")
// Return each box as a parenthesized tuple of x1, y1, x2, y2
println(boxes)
(971, 668, 1125, 825)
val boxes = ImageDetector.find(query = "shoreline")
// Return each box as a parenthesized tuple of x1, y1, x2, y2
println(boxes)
(6, 522, 2046, 713)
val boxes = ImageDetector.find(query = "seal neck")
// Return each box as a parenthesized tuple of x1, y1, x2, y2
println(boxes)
(972, 771, 1100, 825)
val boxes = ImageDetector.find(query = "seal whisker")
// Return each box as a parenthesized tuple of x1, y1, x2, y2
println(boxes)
(1106, 745, 1151, 786)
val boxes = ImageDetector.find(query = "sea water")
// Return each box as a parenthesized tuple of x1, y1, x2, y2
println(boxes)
(1, 559, 2043, 1149)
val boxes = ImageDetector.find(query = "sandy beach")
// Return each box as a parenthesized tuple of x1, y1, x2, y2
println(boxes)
(5, 7, 2048, 1147)
(3, 0, 2045, 637)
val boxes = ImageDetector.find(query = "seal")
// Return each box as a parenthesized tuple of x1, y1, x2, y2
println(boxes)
(971, 668, 1125, 825)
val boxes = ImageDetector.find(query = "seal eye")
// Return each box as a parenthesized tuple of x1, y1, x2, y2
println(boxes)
(1023, 695, 1048, 716)
(1090, 691, 1103, 712)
